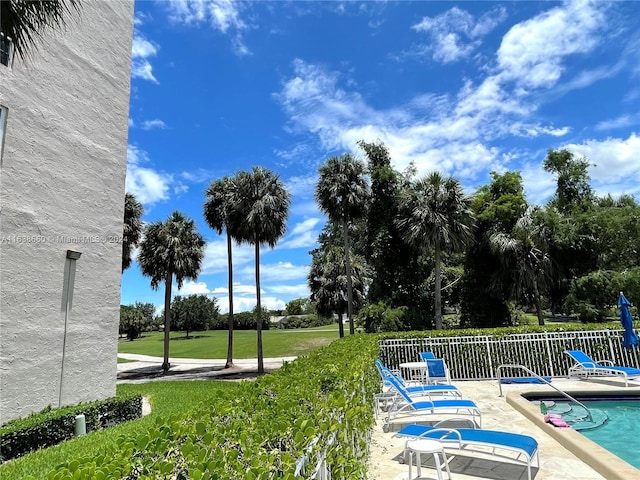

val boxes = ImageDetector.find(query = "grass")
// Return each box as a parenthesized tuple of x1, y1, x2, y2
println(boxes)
(118, 323, 341, 359)
(116, 357, 136, 363)
(0, 381, 240, 480)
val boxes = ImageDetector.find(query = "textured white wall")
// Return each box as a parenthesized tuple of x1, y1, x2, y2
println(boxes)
(0, 0, 134, 423)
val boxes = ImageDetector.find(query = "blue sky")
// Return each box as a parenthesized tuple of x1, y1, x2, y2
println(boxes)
(122, 0, 640, 314)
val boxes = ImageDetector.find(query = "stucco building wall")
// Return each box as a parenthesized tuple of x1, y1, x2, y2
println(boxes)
(0, 0, 134, 423)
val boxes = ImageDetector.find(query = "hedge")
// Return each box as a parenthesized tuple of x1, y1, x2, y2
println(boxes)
(44, 335, 380, 479)
(0, 394, 142, 463)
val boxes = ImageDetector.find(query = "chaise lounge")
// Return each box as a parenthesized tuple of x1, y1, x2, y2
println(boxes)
(565, 349, 640, 387)
(395, 422, 539, 480)
(383, 375, 481, 430)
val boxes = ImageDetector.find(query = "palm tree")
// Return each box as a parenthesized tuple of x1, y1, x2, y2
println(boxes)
(397, 172, 475, 330)
(308, 242, 367, 338)
(138, 211, 205, 372)
(226, 167, 290, 375)
(122, 192, 144, 272)
(490, 212, 552, 326)
(1, 0, 80, 62)
(204, 176, 236, 368)
(315, 154, 369, 335)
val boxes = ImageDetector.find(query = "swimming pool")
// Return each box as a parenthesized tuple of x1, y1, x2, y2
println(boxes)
(525, 394, 640, 469)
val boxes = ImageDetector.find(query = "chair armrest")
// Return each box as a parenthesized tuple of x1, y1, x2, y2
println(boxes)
(596, 359, 614, 366)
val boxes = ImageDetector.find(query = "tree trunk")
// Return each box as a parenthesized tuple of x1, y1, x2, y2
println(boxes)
(162, 273, 172, 372)
(338, 312, 344, 338)
(255, 243, 264, 375)
(343, 219, 355, 335)
(434, 245, 443, 330)
(225, 233, 234, 368)
(533, 280, 545, 326)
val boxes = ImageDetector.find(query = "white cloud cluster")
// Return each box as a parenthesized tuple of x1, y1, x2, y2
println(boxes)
(141, 119, 168, 130)
(565, 133, 640, 198)
(412, 6, 507, 63)
(497, 0, 607, 89)
(166, 0, 250, 56)
(126, 145, 172, 205)
(275, 0, 623, 190)
(131, 14, 160, 84)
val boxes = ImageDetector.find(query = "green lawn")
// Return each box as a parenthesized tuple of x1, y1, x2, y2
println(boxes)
(0, 381, 239, 480)
(118, 324, 341, 359)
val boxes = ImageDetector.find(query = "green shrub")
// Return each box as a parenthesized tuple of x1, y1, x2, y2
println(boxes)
(0, 394, 142, 462)
(46, 336, 379, 479)
(357, 301, 410, 333)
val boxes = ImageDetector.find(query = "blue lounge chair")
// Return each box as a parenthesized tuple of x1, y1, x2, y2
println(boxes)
(395, 423, 539, 480)
(565, 350, 640, 387)
(383, 375, 481, 430)
(375, 360, 461, 398)
(420, 352, 451, 384)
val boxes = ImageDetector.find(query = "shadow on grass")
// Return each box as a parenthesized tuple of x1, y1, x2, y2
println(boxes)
(117, 364, 276, 383)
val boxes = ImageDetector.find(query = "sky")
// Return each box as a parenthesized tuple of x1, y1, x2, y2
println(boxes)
(122, 0, 640, 315)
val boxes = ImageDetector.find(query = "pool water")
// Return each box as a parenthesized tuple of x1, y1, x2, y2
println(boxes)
(544, 399, 640, 469)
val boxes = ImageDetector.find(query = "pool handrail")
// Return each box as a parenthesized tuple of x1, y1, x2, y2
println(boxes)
(497, 363, 593, 423)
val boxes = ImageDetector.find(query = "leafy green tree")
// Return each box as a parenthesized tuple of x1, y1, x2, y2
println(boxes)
(171, 294, 219, 338)
(138, 211, 205, 372)
(308, 241, 367, 338)
(204, 176, 237, 368)
(285, 298, 313, 315)
(122, 192, 144, 272)
(1, 0, 80, 62)
(133, 302, 156, 329)
(490, 212, 552, 326)
(397, 172, 475, 329)
(119, 305, 145, 341)
(358, 140, 422, 308)
(315, 154, 370, 335)
(543, 148, 594, 215)
(226, 167, 290, 375)
(357, 301, 408, 333)
(461, 171, 528, 327)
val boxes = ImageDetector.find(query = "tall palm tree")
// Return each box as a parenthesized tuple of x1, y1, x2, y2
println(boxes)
(226, 167, 290, 375)
(315, 154, 369, 335)
(138, 211, 205, 372)
(1, 0, 80, 62)
(204, 176, 236, 368)
(490, 212, 552, 326)
(397, 172, 475, 330)
(122, 192, 144, 272)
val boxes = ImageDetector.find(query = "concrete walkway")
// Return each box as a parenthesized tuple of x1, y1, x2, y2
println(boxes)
(117, 353, 297, 383)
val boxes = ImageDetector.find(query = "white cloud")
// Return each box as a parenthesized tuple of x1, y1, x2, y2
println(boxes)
(411, 6, 507, 63)
(595, 115, 636, 131)
(564, 133, 640, 197)
(200, 240, 255, 275)
(239, 262, 309, 283)
(125, 145, 172, 205)
(496, 0, 608, 89)
(167, 0, 251, 56)
(176, 280, 212, 296)
(280, 218, 322, 249)
(131, 33, 159, 83)
(142, 119, 167, 130)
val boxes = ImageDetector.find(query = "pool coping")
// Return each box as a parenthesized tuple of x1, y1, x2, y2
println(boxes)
(506, 389, 640, 480)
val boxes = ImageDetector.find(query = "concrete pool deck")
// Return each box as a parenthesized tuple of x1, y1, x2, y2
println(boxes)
(367, 378, 640, 480)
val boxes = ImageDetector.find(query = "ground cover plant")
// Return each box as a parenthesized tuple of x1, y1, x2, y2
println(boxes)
(44, 335, 380, 479)
(118, 324, 340, 359)
(0, 382, 240, 480)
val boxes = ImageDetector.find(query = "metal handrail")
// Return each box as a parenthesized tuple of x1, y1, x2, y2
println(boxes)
(497, 363, 593, 422)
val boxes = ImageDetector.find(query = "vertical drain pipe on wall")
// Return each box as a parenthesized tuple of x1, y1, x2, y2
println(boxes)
(59, 249, 82, 408)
